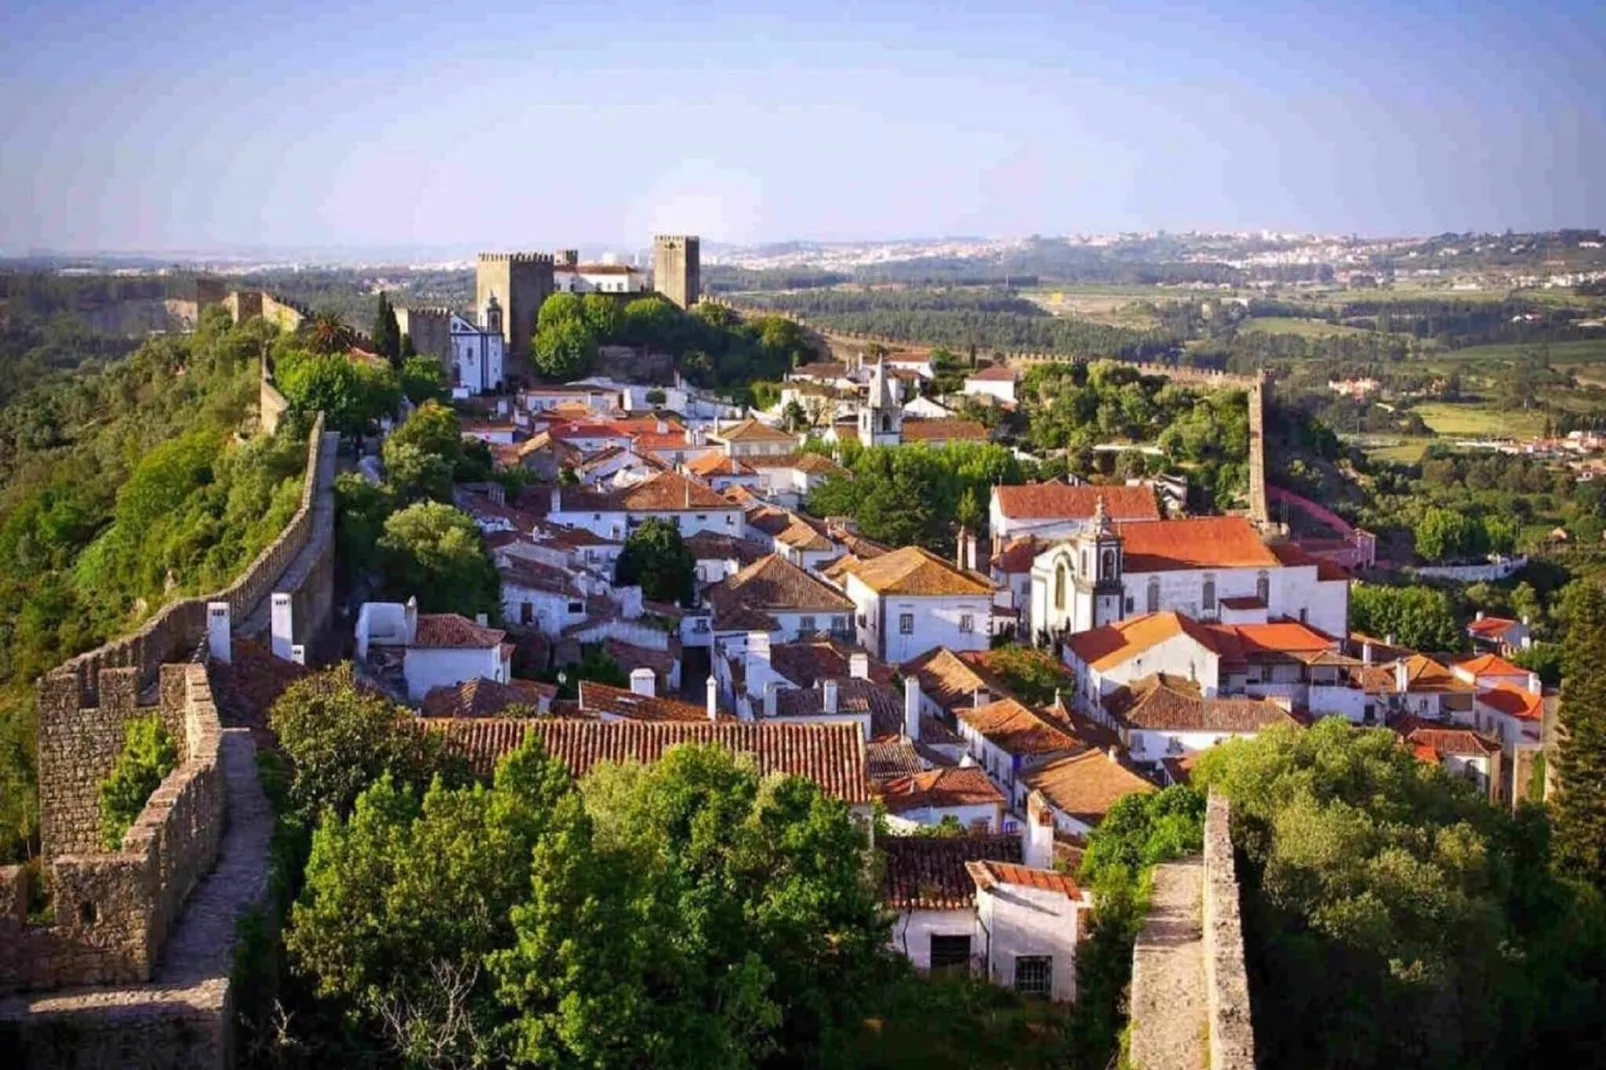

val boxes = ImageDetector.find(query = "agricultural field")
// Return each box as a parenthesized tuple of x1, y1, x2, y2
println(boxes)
(1440, 337, 1606, 367)
(1240, 316, 1376, 339)
(1413, 401, 1546, 439)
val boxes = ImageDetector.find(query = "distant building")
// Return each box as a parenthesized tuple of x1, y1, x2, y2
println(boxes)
(447, 294, 505, 397)
(553, 261, 651, 295)
(652, 235, 701, 309)
(963, 365, 1020, 405)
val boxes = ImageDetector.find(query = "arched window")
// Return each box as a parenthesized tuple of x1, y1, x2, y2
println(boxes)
(1147, 576, 1161, 613)
(1256, 571, 1270, 605)
(1101, 549, 1116, 579)
(1054, 563, 1067, 611)
(1080, 550, 1088, 577)
(881, 413, 891, 433)
(1202, 574, 1217, 612)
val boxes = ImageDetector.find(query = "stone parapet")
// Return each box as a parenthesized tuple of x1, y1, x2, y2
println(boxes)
(1201, 792, 1255, 1070)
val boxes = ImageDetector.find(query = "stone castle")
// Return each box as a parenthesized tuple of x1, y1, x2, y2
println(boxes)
(652, 234, 700, 310)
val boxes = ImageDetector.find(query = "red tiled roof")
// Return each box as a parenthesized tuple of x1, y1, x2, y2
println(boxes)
(992, 483, 1161, 522)
(957, 698, 1083, 756)
(966, 365, 1018, 382)
(412, 614, 507, 649)
(991, 536, 1042, 574)
(1456, 653, 1528, 678)
(1102, 673, 1297, 733)
(1398, 718, 1502, 758)
(901, 646, 1015, 711)
(769, 638, 895, 689)
(967, 860, 1082, 900)
(579, 679, 709, 723)
(1024, 749, 1158, 826)
(615, 470, 735, 511)
(880, 766, 1004, 813)
(712, 418, 798, 444)
(420, 677, 556, 718)
(835, 546, 994, 596)
(881, 835, 1023, 910)
(1477, 685, 1544, 721)
(900, 419, 989, 443)
(1117, 516, 1281, 572)
(425, 718, 871, 801)
(866, 736, 927, 781)
(707, 553, 854, 626)
(685, 452, 756, 477)
(1468, 616, 1519, 638)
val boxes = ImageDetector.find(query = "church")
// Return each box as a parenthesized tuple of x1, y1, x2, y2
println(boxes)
(448, 293, 506, 398)
(1028, 506, 1350, 641)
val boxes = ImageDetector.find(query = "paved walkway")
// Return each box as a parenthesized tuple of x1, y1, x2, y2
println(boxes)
(1128, 858, 1208, 1070)
(240, 430, 340, 641)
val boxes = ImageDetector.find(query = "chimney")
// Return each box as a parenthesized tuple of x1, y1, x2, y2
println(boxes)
(1106, 746, 1119, 764)
(1528, 672, 1542, 695)
(822, 679, 839, 714)
(656, 416, 668, 435)
(270, 593, 294, 661)
(290, 644, 306, 666)
(630, 667, 656, 698)
(475, 612, 489, 627)
(956, 527, 969, 571)
(1475, 610, 1485, 621)
(1395, 658, 1409, 694)
(1361, 641, 1373, 667)
(206, 602, 231, 665)
(849, 652, 870, 680)
(973, 687, 990, 708)
(904, 676, 921, 741)
(1024, 791, 1055, 870)
(764, 680, 780, 718)
(706, 675, 719, 721)
(550, 486, 562, 514)
(963, 529, 979, 573)
(405, 596, 419, 645)
(1385, 633, 1395, 647)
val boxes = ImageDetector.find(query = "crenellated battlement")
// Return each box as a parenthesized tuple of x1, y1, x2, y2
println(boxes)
(478, 251, 554, 264)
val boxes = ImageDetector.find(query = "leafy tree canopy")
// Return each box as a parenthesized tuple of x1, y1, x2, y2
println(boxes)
(376, 501, 500, 617)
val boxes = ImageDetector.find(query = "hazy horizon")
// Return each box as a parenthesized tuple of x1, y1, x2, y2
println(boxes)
(4, 0, 1603, 253)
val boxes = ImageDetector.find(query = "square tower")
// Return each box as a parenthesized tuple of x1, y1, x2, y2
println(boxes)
(477, 252, 554, 379)
(652, 234, 701, 309)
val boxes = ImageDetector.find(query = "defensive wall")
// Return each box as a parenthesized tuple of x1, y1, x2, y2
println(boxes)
(1128, 792, 1256, 1070)
(220, 290, 308, 334)
(49, 414, 334, 716)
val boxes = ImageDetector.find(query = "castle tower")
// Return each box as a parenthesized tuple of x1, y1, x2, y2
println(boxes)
(652, 234, 701, 309)
(555, 249, 579, 268)
(477, 252, 554, 379)
(858, 355, 903, 447)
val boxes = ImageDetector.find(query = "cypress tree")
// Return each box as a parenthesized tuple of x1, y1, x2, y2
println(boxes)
(371, 292, 402, 365)
(1555, 582, 1606, 889)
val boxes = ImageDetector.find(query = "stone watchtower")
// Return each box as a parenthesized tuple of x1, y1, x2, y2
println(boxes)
(652, 234, 701, 309)
(477, 252, 554, 379)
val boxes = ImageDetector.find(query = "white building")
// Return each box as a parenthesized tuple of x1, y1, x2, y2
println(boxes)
(830, 546, 998, 664)
(707, 417, 801, 459)
(354, 599, 512, 702)
(1021, 751, 1158, 839)
(553, 262, 651, 294)
(880, 766, 1006, 834)
(963, 365, 1019, 405)
(549, 470, 743, 541)
(954, 696, 1083, 810)
(989, 483, 1161, 542)
(706, 553, 856, 643)
(882, 835, 1021, 978)
(1030, 514, 1350, 640)
(497, 557, 591, 635)
(448, 296, 505, 397)
(1101, 672, 1301, 767)
(857, 356, 904, 447)
(968, 858, 1091, 1002)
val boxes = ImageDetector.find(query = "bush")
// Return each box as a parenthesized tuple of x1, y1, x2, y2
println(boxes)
(97, 714, 177, 849)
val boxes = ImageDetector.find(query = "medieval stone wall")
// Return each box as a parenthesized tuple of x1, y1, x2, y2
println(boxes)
(477, 253, 553, 380)
(1201, 793, 1256, 1070)
(1, 664, 224, 994)
(394, 306, 453, 365)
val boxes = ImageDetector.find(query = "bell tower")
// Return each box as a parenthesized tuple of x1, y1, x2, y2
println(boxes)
(859, 355, 903, 447)
(1071, 495, 1125, 630)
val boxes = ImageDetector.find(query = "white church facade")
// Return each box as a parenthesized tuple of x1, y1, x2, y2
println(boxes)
(449, 295, 506, 397)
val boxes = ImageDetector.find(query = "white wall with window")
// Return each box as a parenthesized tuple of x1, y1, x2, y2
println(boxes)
(974, 876, 1088, 1002)
(500, 581, 589, 637)
(890, 910, 980, 975)
(844, 577, 994, 663)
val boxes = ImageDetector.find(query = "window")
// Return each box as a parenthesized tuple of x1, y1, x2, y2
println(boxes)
(567, 601, 584, 614)
(930, 935, 972, 974)
(725, 515, 735, 525)
(857, 613, 867, 627)
(1202, 574, 1217, 612)
(1256, 571, 1270, 605)
(832, 616, 847, 632)
(1014, 955, 1053, 998)
(1147, 577, 1161, 614)
(1054, 564, 1067, 610)
(693, 619, 710, 633)
(1124, 596, 1134, 614)
(1299, 608, 1308, 624)
(696, 514, 707, 521)
(521, 602, 534, 624)
(1101, 548, 1116, 578)
(959, 613, 975, 634)
(899, 613, 915, 634)
(1079, 550, 1088, 577)
(592, 513, 602, 521)
(800, 615, 817, 632)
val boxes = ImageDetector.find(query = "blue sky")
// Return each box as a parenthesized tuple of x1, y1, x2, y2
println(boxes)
(2, 0, 1602, 252)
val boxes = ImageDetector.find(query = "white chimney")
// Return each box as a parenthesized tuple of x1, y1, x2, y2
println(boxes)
(849, 652, 870, 680)
(405, 596, 419, 645)
(706, 675, 719, 721)
(206, 602, 231, 665)
(1105, 746, 1119, 764)
(764, 680, 780, 718)
(1475, 610, 1485, 621)
(973, 687, 990, 707)
(630, 667, 656, 698)
(1361, 642, 1373, 667)
(904, 676, 921, 741)
(822, 679, 839, 714)
(1528, 672, 1542, 695)
(656, 417, 668, 435)
(550, 486, 562, 514)
(270, 593, 294, 661)
(1395, 658, 1409, 693)
(475, 612, 490, 627)
(290, 644, 306, 666)
(1024, 791, 1055, 870)
(1385, 633, 1395, 647)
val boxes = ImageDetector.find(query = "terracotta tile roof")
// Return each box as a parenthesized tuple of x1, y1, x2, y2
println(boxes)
(614, 470, 735, 512)
(682, 531, 769, 564)
(769, 638, 895, 689)
(707, 553, 854, 627)
(992, 483, 1161, 522)
(966, 860, 1082, 900)
(712, 418, 799, 444)
(830, 528, 892, 560)
(1398, 718, 1502, 758)
(881, 835, 1023, 910)
(1467, 616, 1520, 638)
(991, 536, 1043, 574)
(207, 638, 313, 743)
(420, 677, 556, 718)
(966, 365, 1018, 382)
(774, 678, 902, 732)
(957, 697, 1083, 756)
(1315, 559, 1351, 582)
(1477, 685, 1545, 721)
(1456, 653, 1529, 678)
(498, 557, 584, 596)
(412, 613, 507, 649)
(424, 718, 871, 801)
(579, 680, 709, 723)
(880, 766, 1005, 813)
(776, 516, 835, 552)
(1065, 612, 1223, 672)
(602, 639, 679, 680)
(867, 736, 927, 781)
(685, 452, 756, 477)
(744, 504, 796, 538)
(900, 418, 989, 443)
(836, 546, 995, 597)
(1024, 749, 1158, 827)
(1219, 596, 1266, 611)
(901, 647, 1015, 712)
(1102, 673, 1297, 733)
(1395, 654, 1475, 694)
(1116, 516, 1281, 572)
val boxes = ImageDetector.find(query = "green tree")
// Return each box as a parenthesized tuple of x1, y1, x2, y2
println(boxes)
(1350, 584, 1462, 652)
(387, 400, 463, 463)
(303, 310, 355, 356)
(579, 292, 620, 339)
(532, 316, 596, 381)
(371, 292, 402, 365)
(377, 502, 500, 617)
(275, 350, 399, 437)
(614, 517, 696, 606)
(1414, 506, 1482, 563)
(1555, 583, 1606, 890)
(491, 743, 891, 1068)
(399, 355, 448, 406)
(268, 663, 451, 824)
(333, 472, 395, 576)
(97, 714, 177, 849)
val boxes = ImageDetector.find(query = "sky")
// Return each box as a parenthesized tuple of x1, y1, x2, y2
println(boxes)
(1, 0, 1603, 253)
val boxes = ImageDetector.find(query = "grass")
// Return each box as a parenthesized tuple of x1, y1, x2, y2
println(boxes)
(1426, 338, 1606, 365)
(1413, 402, 1547, 439)
(1240, 316, 1375, 339)
(1360, 438, 1433, 464)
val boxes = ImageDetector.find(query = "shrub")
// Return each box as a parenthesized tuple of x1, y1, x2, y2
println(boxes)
(97, 714, 177, 849)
